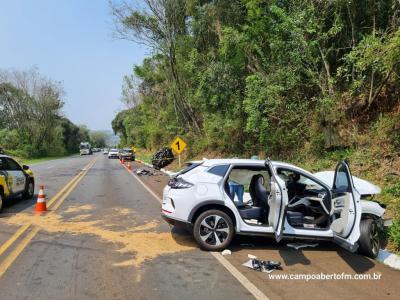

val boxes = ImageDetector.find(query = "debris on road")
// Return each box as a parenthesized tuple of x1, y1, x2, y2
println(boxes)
(221, 249, 232, 256)
(243, 254, 282, 273)
(240, 243, 255, 247)
(151, 147, 174, 170)
(135, 169, 154, 176)
(287, 242, 319, 250)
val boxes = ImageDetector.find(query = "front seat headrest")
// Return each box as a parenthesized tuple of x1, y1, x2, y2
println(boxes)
(250, 174, 269, 207)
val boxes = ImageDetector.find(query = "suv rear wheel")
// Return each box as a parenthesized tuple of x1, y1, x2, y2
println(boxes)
(193, 210, 234, 251)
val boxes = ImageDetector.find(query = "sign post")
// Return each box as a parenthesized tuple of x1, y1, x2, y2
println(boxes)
(170, 137, 187, 168)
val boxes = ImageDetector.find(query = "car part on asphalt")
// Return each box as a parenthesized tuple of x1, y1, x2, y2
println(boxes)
(135, 169, 154, 176)
(221, 249, 232, 255)
(243, 255, 282, 273)
(287, 242, 319, 250)
(152, 147, 174, 170)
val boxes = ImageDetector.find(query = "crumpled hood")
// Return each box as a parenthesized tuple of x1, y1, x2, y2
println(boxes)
(314, 171, 381, 196)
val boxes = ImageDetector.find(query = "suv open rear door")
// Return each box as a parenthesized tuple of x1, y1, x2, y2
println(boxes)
(331, 161, 362, 252)
(265, 159, 288, 242)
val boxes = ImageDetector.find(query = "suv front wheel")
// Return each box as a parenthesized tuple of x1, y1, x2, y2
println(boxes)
(193, 209, 234, 251)
(358, 218, 381, 258)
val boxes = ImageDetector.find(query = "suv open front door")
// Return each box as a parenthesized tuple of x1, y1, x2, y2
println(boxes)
(265, 159, 288, 242)
(331, 161, 362, 252)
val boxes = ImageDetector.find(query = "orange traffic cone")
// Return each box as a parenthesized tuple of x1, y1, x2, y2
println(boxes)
(121, 158, 125, 165)
(127, 161, 132, 170)
(35, 185, 47, 213)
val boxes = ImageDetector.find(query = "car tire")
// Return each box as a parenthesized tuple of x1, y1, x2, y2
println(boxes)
(0, 190, 3, 213)
(193, 209, 234, 251)
(358, 218, 381, 258)
(23, 180, 34, 199)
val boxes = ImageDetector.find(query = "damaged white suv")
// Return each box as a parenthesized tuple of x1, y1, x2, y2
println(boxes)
(162, 159, 386, 258)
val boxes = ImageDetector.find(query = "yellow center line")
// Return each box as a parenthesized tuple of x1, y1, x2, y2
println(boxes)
(0, 156, 98, 279)
(0, 227, 40, 278)
(51, 159, 97, 211)
(47, 159, 94, 208)
(0, 224, 31, 257)
(0, 159, 94, 258)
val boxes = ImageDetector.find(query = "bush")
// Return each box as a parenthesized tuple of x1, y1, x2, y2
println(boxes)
(389, 218, 400, 251)
(385, 182, 400, 198)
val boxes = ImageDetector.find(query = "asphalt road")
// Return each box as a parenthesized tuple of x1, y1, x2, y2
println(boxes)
(0, 154, 399, 300)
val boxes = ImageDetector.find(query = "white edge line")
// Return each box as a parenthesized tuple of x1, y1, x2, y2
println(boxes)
(210, 252, 269, 300)
(123, 164, 270, 300)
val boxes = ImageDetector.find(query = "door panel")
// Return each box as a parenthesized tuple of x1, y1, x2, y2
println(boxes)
(331, 161, 361, 252)
(265, 160, 287, 242)
(5, 158, 26, 194)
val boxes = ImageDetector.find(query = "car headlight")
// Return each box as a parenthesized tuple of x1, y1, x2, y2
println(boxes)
(168, 177, 193, 189)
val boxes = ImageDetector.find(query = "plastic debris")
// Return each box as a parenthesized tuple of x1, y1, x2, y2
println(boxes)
(287, 242, 319, 250)
(221, 249, 232, 256)
(240, 243, 255, 247)
(243, 254, 282, 273)
(135, 169, 154, 176)
(151, 147, 174, 170)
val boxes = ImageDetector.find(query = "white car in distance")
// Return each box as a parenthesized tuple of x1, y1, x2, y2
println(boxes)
(108, 149, 119, 159)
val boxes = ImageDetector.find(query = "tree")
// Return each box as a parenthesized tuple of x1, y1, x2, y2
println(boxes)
(90, 131, 108, 148)
(111, 0, 201, 133)
(0, 68, 84, 157)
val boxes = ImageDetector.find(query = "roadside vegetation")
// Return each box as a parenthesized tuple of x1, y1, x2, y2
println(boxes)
(110, 1, 400, 251)
(0, 68, 108, 159)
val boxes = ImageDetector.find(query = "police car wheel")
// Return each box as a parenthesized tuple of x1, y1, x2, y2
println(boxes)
(24, 180, 34, 199)
(0, 192, 3, 212)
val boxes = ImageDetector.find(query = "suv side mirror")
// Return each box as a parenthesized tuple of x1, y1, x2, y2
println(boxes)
(22, 165, 30, 170)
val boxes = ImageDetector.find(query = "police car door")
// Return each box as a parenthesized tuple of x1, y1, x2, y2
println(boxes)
(5, 158, 26, 194)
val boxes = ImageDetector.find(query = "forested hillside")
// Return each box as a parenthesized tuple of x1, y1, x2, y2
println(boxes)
(112, 0, 399, 156)
(0, 68, 91, 158)
(111, 1, 400, 248)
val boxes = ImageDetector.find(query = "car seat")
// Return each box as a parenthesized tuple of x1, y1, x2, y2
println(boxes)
(237, 174, 269, 222)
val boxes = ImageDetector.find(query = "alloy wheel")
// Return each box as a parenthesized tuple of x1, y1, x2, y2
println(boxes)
(199, 215, 230, 246)
(370, 221, 380, 256)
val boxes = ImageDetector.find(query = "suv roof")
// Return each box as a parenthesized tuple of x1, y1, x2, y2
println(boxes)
(191, 159, 314, 178)
(198, 158, 294, 168)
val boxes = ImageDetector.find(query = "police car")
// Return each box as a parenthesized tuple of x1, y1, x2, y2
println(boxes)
(0, 154, 35, 212)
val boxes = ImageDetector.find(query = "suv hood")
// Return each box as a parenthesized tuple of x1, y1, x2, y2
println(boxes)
(314, 171, 381, 196)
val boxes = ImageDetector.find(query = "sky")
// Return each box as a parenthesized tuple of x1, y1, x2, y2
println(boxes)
(0, 0, 148, 131)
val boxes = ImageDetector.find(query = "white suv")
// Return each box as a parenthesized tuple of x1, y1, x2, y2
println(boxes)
(162, 159, 386, 258)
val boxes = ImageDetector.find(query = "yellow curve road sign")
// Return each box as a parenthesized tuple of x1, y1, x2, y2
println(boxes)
(171, 137, 187, 154)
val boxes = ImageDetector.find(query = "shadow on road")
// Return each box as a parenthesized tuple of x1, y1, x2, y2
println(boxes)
(337, 248, 375, 273)
(228, 235, 376, 272)
(1, 194, 37, 215)
(170, 226, 196, 247)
